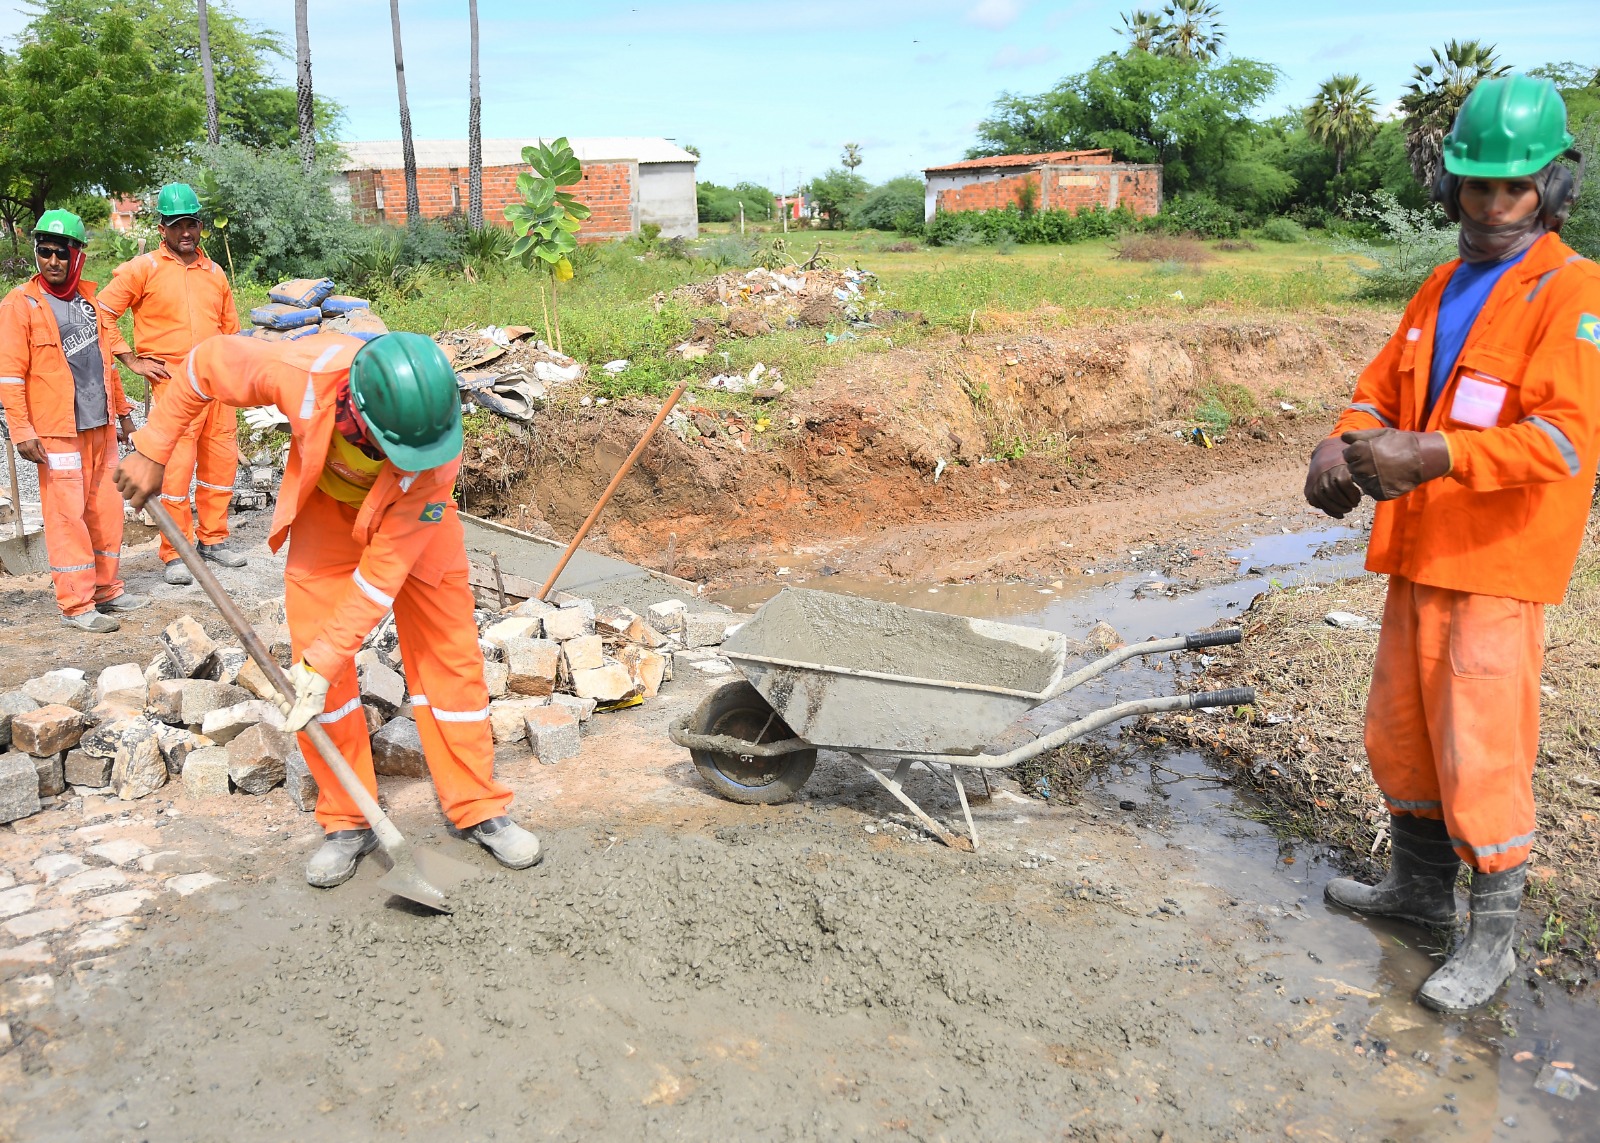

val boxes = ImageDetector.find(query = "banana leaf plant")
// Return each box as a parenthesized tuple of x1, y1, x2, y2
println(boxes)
(504, 137, 590, 350)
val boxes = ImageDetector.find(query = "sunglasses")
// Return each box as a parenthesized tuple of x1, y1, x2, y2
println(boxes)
(34, 246, 73, 263)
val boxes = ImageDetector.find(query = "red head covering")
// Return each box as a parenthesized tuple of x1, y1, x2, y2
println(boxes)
(35, 242, 86, 301)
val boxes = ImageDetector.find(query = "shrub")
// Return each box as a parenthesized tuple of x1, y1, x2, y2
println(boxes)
(923, 204, 1136, 247)
(1258, 217, 1306, 243)
(1565, 112, 1600, 261)
(891, 208, 925, 237)
(1113, 234, 1215, 263)
(852, 176, 925, 231)
(1336, 191, 1456, 301)
(697, 234, 754, 269)
(1149, 195, 1244, 239)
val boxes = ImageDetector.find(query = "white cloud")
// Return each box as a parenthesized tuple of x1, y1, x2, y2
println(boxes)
(989, 44, 1057, 70)
(966, 0, 1025, 31)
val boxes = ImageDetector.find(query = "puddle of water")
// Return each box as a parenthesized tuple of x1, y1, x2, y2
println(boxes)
(719, 523, 1596, 1138)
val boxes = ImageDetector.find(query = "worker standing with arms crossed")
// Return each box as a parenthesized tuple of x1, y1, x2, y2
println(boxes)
(97, 182, 245, 586)
(0, 210, 152, 632)
(115, 330, 542, 886)
(1305, 76, 1600, 1011)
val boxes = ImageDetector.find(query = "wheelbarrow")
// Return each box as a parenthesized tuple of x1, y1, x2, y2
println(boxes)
(668, 588, 1254, 851)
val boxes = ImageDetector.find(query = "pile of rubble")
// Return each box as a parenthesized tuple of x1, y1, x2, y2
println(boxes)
(659, 266, 879, 330)
(438, 326, 587, 422)
(0, 595, 740, 823)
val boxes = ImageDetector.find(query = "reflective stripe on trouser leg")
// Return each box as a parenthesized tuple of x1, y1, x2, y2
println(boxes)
(393, 563, 511, 831)
(39, 429, 119, 616)
(194, 398, 239, 545)
(1366, 577, 1542, 874)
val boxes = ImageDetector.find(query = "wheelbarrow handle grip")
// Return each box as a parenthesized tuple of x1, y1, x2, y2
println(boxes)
(1187, 686, 1256, 709)
(1185, 629, 1243, 650)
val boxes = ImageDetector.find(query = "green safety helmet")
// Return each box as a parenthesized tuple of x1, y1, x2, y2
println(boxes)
(1442, 75, 1574, 178)
(156, 182, 202, 222)
(347, 332, 463, 471)
(32, 209, 87, 247)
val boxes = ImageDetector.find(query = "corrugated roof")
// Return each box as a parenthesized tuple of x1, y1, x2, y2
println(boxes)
(338, 137, 699, 171)
(923, 149, 1112, 173)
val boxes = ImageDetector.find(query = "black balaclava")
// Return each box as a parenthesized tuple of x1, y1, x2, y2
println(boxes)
(1457, 165, 1553, 265)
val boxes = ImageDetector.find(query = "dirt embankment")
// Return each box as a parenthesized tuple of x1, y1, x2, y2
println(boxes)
(461, 314, 1393, 586)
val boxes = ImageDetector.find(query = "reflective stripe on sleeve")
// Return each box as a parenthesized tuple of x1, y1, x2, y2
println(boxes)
(316, 697, 363, 725)
(0, 375, 23, 385)
(1348, 403, 1395, 428)
(351, 568, 394, 609)
(1524, 416, 1581, 477)
(186, 353, 213, 402)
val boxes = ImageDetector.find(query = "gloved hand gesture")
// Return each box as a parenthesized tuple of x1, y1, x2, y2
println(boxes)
(1341, 429, 1452, 501)
(278, 661, 331, 732)
(1304, 436, 1362, 518)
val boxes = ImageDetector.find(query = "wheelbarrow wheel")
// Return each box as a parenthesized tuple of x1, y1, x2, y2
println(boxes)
(689, 680, 817, 805)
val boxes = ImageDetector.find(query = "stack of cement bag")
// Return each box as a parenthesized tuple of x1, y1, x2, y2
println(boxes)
(242, 279, 388, 342)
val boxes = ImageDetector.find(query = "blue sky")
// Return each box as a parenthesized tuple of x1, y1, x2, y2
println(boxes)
(3, 1, 1598, 189)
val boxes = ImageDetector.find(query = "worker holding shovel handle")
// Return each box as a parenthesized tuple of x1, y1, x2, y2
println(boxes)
(116, 329, 543, 888)
(1305, 76, 1600, 1012)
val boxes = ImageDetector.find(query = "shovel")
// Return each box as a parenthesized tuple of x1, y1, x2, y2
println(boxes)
(0, 437, 49, 576)
(144, 499, 476, 913)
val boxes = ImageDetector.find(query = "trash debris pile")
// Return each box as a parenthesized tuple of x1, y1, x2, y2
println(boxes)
(438, 326, 587, 423)
(0, 599, 741, 822)
(658, 266, 883, 331)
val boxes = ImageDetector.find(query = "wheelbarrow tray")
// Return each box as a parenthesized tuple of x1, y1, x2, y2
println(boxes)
(720, 588, 1068, 755)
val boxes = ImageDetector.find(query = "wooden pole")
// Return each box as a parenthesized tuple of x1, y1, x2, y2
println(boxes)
(538, 383, 688, 600)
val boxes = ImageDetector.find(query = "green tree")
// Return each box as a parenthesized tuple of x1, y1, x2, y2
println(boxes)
(0, 0, 199, 246)
(841, 142, 863, 171)
(1565, 110, 1600, 260)
(1116, 9, 1165, 52)
(853, 176, 925, 230)
(1305, 74, 1379, 175)
(1400, 40, 1509, 189)
(1529, 61, 1600, 125)
(504, 137, 590, 349)
(1154, 0, 1224, 61)
(805, 168, 868, 229)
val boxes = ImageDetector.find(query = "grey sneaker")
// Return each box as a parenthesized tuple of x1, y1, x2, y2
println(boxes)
(458, 816, 543, 869)
(62, 610, 120, 633)
(164, 560, 194, 585)
(97, 592, 150, 613)
(306, 829, 379, 888)
(198, 542, 247, 568)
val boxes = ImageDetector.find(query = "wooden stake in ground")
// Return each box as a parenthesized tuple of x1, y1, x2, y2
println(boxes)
(538, 383, 689, 600)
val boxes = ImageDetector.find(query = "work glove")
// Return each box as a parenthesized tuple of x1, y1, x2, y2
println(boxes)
(278, 661, 331, 732)
(1304, 436, 1362, 519)
(1341, 428, 1451, 501)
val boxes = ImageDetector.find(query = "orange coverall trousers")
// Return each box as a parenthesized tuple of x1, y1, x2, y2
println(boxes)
(1365, 576, 1543, 874)
(151, 374, 237, 565)
(285, 489, 512, 834)
(39, 425, 124, 617)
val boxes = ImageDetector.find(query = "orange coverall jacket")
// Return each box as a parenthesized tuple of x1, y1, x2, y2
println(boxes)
(132, 333, 463, 677)
(0, 277, 133, 441)
(95, 244, 239, 362)
(1331, 234, 1600, 604)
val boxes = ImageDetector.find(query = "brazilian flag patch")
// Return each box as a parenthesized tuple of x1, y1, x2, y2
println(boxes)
(419, 502, 446, 523)
(1579, 313, 1600, 353)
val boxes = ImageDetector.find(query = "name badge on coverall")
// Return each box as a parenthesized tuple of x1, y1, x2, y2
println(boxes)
(1449, 373, 1509, 429)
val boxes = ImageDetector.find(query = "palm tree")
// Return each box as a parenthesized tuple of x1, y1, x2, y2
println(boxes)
(196, 0, 218, 145)
(841, 143, 862, 171)
(1400, 40, 1509, 188)
(1305, 74, 1379, 175)
(1155, 0, 1224, 61)
(295, 0, 315, 172)
(390, 0, 420, 220)
(1116, 9, 1166, 52)
(467, 0, 483, 228)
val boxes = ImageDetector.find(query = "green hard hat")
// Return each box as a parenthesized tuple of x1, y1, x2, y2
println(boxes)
(155, 182, 202, 221)
(1442, 75, 1574, 178)
(347, 332, 463, 471)
(32, 209, 87, 246)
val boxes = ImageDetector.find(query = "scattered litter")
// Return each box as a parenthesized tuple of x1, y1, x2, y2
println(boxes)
(1324, 611, 1378, 631)
(603, 359, 630, 374)
(932, 457, 947, 484)
(1533, 1063, 1585, 1100)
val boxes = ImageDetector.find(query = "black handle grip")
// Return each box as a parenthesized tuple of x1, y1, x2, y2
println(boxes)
(1188, 687, 1256, 709)
(1186, 629, 1243, 650)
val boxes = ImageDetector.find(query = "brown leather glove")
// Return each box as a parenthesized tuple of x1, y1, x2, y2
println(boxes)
(1341, 428, 1451, 501)
(1304, 436, 1362, 519)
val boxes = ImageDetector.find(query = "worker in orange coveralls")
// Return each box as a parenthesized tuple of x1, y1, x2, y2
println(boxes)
(0, 210, 153, 632)
(1304, 76, 1600, 1011)
(96, 182, 244, 586)
(116, 330, 543, 886)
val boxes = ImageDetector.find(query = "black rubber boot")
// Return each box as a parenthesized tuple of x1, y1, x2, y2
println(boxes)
(1325, 814, 1461, 926)
(1417, 862, 1526, 1013)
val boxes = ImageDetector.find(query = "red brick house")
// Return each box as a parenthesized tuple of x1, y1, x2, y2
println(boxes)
(337, 137, 699, 239)
(923, 149, 1162, 221)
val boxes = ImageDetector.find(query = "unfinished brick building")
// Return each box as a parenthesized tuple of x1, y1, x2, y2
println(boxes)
(922, 149, 1162, 221)
(338, 137, 699, 239)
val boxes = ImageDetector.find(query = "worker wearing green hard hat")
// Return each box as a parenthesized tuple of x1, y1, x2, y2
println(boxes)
(1306, 74, 1599, 1014)
(116, 328, 541, 888)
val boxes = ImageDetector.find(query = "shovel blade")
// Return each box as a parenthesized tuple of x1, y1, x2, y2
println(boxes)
(373, 844, 480, 914)
(0, 532, 49, 577)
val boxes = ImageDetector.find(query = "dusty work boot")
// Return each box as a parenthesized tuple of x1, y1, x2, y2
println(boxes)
(97, 592, 150, 613)
(164, 560, 194, 585)
(198, 541, 247, 568)
(306, 828, 379, 888)
(458, 816, 543, 869)
(1325, 814, 1461, 927)
(1418, 863, 1527, 1013)
(61, 610, 119, 633)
